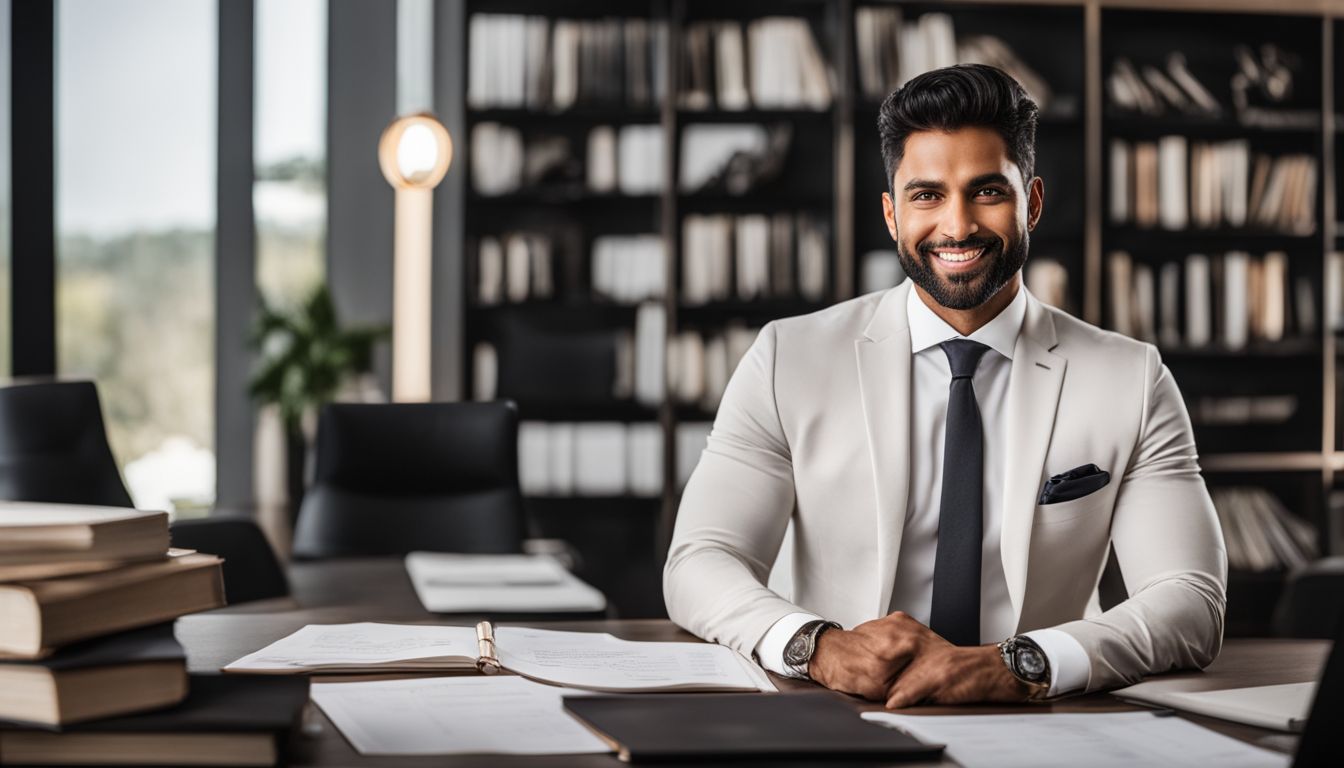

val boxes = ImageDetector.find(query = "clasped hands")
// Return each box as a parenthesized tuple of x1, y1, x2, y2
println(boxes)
(807, 611, 1034, 708)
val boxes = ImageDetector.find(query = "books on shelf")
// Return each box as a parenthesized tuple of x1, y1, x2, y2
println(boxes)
(1210, 487, 1318, 572)
(472, 121, 664, 198)
(1106, 250, 1308, 350)
(1110, 138, 1316, 234)
(474, 232, 555, 305)
(1025, 259, 1070, 313)
(224, 622, 775, 693)
(0, 676, 310, 767)
(0, 624, 187, 727)
(680, 17, 831, 111)
(1190, 395, 1297, 427)
(518, 421, 663, 498)
(468, 15, 668, 110)
(860, 250, 905, 295)
(0, 553, 225, 658)
(1107, 54, 1222, 118)
(668, 325, 760, 412)
(591, 234, 666, 304)
(682, 213, 829, 304)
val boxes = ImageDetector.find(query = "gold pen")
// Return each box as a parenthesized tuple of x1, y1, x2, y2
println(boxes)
(475, 620, 501, 675)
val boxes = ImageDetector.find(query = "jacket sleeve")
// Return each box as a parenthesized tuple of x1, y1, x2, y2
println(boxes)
(1049, 344, 1228, 692)
(663, 322, 807, 655)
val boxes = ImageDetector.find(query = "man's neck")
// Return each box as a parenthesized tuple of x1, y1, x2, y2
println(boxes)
(914, 276, 1021, 337)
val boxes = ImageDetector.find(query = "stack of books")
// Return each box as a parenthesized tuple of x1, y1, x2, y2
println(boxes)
(0, 502, 305, 766)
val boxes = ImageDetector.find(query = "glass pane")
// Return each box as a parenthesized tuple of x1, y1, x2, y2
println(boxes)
(0, 0, 10, 379)
(56, 0, 218, 512)
(255, 0, 326, 309)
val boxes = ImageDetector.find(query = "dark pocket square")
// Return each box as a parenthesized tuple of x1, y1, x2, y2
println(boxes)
(1038, 464, 1111, 505)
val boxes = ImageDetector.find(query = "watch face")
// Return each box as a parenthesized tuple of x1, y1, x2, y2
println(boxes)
(784, 635, 808, 665)
(1017, 647, 1047, 679)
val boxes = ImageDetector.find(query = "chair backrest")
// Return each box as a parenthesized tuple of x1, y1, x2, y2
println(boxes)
(291, 401, 526, 559)
(1274, 557, 1344, 639)
(169, 518, 289, 604)
(0, 379, 133, 507)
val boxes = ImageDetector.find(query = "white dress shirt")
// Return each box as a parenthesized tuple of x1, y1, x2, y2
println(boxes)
(755, 281, 1090, 696)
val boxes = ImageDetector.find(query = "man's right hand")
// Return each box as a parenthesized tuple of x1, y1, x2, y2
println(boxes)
(807, 611, 947, 700)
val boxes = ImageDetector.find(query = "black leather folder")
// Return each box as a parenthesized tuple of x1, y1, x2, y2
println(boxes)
(562, 691, 943, 763)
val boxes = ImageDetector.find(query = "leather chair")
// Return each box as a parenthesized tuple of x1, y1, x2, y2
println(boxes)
(0, 379, 134, 507)
(1273, 557, 1344, 639)
(170, 517, 290, 604)
(291, 401, 527, 558)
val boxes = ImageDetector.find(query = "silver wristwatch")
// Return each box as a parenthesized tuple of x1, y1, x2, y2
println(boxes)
(998, 635, 1051, 699)
(783, 620, 840, 679)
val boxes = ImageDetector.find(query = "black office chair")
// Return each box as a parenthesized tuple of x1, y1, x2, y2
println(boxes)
(0, 379, 134, 507)
(1273, 557, 1344, 639)
(170, 518, 290, 604)
(291, 401, 527, 559)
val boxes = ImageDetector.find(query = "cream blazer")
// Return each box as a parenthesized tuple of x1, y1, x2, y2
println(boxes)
(664, 281, 1227, 693)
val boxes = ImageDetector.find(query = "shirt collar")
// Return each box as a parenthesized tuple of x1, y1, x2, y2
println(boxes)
(905, 278, 1027, 360)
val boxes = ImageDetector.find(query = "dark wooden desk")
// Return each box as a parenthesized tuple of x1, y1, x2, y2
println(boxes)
(179, 558, 1331, 766)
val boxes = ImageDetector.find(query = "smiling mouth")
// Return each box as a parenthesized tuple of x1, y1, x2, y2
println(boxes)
(932, 247, 985, 264)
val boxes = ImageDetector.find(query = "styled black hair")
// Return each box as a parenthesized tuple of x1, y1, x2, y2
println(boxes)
(877, 64, 1039, 194)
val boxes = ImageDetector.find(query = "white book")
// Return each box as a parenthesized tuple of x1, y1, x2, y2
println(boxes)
(1107, 251, 1133, 337)
(735, 215, 770, 300)
(714, 22, 749, 110)
(523, 16, 550, 110)
(471, 122, 523, 196)
(797, 216, 828, 301)
(404, 552, 605, 614)
(1223, 251, 1250, 350)
(1223, 140, 1249, 228)
(1024, 259, 1067, 312)
(504, 235, 531, 303)
(794, 19, 833, 109)
(546, 423, 575, 496)
(517, 422, 551, 495)
(709, 215, 733, 301)
(1262, 251, 1287, 342)
(681, 215, 708, 305)
(551, 21, 580, 109)
(1186, 254, 1212, 347)
(1108, 140, 1130, 224)
(626, 423, 663, 498)
(472, 342, 497, 402)
(477, 236, 503, 305)
(1157, 135, 1188, 230)
(701, 334, 729, 412)
(672, 332, 705, 405)
(1327, 253, 1344, 331)
(634, 302, 666, 407)
(922, 14, 957, 74)
(229, 623, 774, 693)
(1119, 681, 1316, 734)
(1159, 261, 1182, 348)
(467, 15, 491, 108)
(617, 125, 664, 195)
(586, 126, 617, 193)
(1132, 264, 1156, 343)
(898, 22, 924, 86)
(574, 423, 627, 496)
(529, 236, 553, 299)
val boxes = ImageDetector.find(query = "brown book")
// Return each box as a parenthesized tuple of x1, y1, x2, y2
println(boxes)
(0, 676, 309, 767)
(0, 554, 224, 658)
(0, 549, 194, 584)
(0, 625, 187, 727)
(0, 502, 168, 564)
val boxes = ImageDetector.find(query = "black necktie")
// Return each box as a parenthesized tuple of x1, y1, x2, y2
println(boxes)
(929, 339, 990, 647)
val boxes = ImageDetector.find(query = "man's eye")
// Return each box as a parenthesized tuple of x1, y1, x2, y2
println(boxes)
(912, 191, 938, 201)
(976, 188, 1005, 197)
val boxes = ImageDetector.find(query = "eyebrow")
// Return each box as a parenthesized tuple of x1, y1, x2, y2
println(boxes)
(902, 173, 1013, 193)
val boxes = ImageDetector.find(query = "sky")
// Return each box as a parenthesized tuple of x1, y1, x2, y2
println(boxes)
(55, 0, 325, 237)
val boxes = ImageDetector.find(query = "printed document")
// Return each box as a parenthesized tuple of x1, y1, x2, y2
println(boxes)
(1116, 681, 1316, 732)
(311, 676, 610, 755)
(404, 552, 606, 613)
(862, 711, 1290, 768)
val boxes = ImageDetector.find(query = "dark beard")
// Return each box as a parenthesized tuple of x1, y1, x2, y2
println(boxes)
(896, 230, 1029, 310)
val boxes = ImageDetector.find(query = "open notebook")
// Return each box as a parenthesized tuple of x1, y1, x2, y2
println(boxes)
(224, 622, 774, 693)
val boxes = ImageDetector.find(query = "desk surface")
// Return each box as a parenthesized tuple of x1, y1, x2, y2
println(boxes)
(182, 558, 1331, 767)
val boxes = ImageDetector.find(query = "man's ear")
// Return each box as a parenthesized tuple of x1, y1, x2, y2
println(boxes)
(1027, 176, 1044, 231)
(882, 192, 899, 241)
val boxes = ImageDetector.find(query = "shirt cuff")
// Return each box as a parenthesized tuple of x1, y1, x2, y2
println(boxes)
(753, 611, 824, 678)
(1022, 627, 1091, 696)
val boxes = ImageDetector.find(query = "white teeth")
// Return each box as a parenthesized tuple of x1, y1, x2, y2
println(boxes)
(935, 248, 983, 263)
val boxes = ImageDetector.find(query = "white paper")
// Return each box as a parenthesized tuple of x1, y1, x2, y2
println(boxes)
(224, 622, 478, 673)
(405, 552, 607, 613)
(862, 711, 1290, 768)
(1119, 681, 1317, 733)
(311, 676, 609, 756)
(495, 626, 775, 693)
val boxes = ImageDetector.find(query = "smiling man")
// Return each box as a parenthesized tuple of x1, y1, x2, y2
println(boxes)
(664, 64, 1227, 705)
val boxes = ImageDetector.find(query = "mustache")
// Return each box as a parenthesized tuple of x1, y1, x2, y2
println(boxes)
(916, 235, 1002, 257)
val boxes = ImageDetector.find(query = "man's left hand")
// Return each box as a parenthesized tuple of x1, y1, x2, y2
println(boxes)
(882, 618, 1036, 708)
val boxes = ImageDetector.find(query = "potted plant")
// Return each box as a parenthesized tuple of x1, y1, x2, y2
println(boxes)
(248, 285, 387, 521)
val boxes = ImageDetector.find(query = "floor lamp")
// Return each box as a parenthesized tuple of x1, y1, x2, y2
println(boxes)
(378, 113, 452, 402)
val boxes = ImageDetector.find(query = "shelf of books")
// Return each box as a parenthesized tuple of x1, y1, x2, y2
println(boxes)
(459, 0, 1344, 622)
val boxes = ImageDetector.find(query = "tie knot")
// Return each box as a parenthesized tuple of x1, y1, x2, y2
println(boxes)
(940, 339, 990, 379)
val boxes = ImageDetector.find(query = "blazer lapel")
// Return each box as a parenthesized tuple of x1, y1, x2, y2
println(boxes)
(1001, 291, 1066, 630)
(855, 283, 913, 616)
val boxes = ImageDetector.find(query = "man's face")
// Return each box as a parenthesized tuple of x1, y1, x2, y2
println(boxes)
(882, 126, 1043, 310)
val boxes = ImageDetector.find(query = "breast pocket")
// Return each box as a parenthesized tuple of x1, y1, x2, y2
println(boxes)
(1033, 489, 1112, 526)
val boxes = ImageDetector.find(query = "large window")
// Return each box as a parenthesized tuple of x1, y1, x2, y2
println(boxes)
(56, 0, 218, 511)
(0, 0, 10, 379)
(255, 0, 326, 309)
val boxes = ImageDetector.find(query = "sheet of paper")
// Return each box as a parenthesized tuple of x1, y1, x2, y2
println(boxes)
(311, 676, 610, 756)
(495, 626, 776, 692)
(404, 552, 607, 613)
(224, 622, 477, 672)
(862, 711, 1289, 768)
(1134, 682, 1318, 732)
